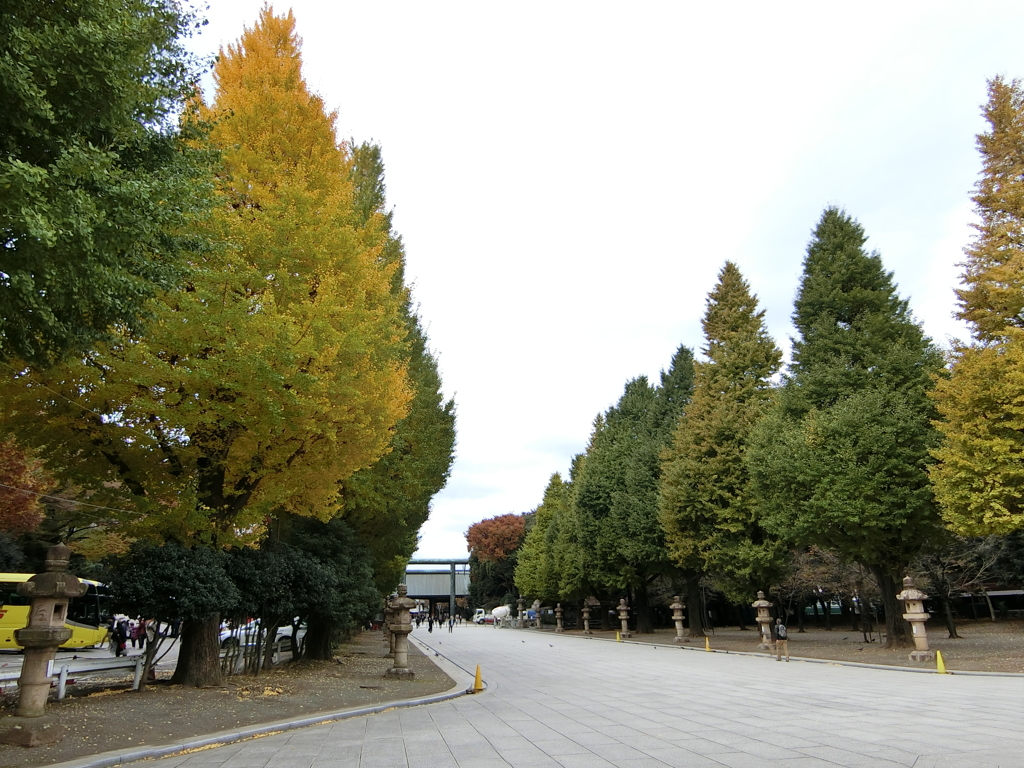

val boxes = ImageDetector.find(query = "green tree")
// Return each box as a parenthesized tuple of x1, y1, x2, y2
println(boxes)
(659, 263, 783, 631)
(336, 142, 456, 592)
(0, 532, 26, 571)
(556, 347, 693, 632)
(107, 542, 240, 685)
(553, 441, 603, 609)
(0, 0, 212, 367)
(278, 516, 379, 660)
(931, 77, 1024, 536)
(748, 208, 943, 648)
(515, 473, 567, 602)
(574, 377, 668, 633)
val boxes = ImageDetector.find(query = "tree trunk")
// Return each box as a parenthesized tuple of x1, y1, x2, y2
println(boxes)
(261, 621, 282, 671)
(137, 626, 160, 692)
(634, 584, 653, 634)
(303, 617, 335, 660)
(821, 597, 832, 631)
(171, 615, 222, 687)
(984, 591, 997, 622)
(797, 601, 806, 633)
(600, 601, 611, 631)
(869, 565, 913, 649)
(685, 574, 705, 637)
(940, 595, 961, 639)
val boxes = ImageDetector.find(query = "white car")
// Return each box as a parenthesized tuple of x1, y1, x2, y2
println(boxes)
(220, 620, 300, 650)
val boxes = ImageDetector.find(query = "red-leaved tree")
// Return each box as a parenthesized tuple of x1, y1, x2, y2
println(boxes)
(466, 514, 526, 562)
(0, 435, 53, 533)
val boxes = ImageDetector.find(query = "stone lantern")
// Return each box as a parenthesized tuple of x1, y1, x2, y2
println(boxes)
(752, 591, 773, 650)
(616, 598, 631, 639)
(517, 597, 525, 628)
(555, 603, 564, 633)
(1, 544, 87, 746)
(670, 596, 686, 643)
(896, 576, 934, 663)
(383, 598, 396, 656)
(385, 585, 417, 678)
(581, 603, 592, 635)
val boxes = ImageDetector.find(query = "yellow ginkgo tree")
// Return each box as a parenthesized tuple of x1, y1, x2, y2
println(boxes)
(931, 77, 1024, 536)
(0, 6, 411, 684)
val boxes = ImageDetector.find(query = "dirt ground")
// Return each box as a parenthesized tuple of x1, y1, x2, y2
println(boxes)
(568, 617, 1024, 673)
(0, 631, 455, 768)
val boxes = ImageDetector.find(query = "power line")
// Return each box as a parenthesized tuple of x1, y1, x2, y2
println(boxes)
(0, 482, 140, 516)
(0, 358, 197, 461)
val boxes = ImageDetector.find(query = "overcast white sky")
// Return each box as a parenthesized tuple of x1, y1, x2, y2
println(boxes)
(192, 2, 1024, 559)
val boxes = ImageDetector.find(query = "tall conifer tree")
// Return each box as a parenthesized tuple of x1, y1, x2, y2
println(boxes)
(334, 142, 456, 595)
(569, 347, 694, 633)
(659, 263, 782, 629)
(515, 473, 567, 602)
(931, 77, 1024, 536)
(748, 209, 943, 648)
(573, 377, 665, 631)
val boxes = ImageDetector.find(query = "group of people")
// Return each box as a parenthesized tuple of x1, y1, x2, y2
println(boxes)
(107, 616, 149, 657)
(413, 611, 461, 633)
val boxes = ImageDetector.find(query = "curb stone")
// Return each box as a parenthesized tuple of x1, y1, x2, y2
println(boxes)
(41, 636, 477, 768)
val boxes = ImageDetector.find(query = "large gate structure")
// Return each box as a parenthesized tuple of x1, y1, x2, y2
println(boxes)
(405, 559, 469, 618)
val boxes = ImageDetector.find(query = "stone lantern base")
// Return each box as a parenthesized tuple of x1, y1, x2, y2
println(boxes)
(0, 715, 65, 747)
(909, 650, 935, 663)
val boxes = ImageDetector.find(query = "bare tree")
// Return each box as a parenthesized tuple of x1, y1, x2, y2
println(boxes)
(914, 535, 1007, 638)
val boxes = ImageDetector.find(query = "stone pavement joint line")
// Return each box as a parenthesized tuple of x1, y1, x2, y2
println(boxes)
(58, 626, 1024, 767)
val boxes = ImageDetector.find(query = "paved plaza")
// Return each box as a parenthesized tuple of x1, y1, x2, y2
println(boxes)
(131, 624, 1022, 768)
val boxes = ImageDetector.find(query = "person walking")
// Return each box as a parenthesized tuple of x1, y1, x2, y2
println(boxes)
(114, 618, 130, 657)
(774, 617, 789, 662)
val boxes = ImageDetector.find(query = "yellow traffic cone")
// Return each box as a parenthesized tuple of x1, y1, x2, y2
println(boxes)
(466, 664, 483, 693)
(615, 630, 622, 642)
(936, 650, 947, 674)
(704, 636, 711, 652)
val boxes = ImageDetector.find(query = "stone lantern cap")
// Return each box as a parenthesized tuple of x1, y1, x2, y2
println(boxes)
(391, 584, 417, 611)
(751, 590, 772, 609)
(896, 576, 928, 603)
(670, 596, 684, 610)
(17, 544, 87, 601)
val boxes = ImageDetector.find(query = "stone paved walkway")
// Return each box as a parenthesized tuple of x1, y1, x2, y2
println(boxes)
(142, 624, 1024, 768)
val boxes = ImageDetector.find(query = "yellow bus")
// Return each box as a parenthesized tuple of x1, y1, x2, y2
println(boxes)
(0, 573, 112, 649)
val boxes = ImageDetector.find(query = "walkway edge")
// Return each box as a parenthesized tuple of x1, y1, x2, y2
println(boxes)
(46, 638, 476, 768)
(539, 629, 1024, 677)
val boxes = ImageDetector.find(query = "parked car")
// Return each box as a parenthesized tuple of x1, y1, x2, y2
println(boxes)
(220, 620, 303, 650)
